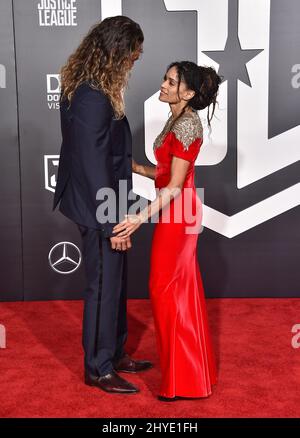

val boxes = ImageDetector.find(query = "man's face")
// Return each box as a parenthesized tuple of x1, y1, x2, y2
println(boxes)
(130, 44, 143, 67)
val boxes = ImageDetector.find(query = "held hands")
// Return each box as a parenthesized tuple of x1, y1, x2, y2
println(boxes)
(113, 214, 143, 240)
(110, 235, 132, 251)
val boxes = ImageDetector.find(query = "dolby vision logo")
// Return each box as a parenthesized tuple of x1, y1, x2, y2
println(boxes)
(46, 74, 61, 110)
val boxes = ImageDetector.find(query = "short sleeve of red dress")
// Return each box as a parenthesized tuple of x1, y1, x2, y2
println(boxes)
(169, 113, 203, 162)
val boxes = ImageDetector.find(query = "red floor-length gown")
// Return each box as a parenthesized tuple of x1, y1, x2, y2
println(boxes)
(149, 111, 217, 398)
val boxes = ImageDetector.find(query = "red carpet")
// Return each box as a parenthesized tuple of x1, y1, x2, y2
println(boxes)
(1, 298, 300, 418)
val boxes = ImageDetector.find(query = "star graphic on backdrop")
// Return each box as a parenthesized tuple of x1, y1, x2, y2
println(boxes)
(203, 36, 263, 87)
(203, 0, 263, 87)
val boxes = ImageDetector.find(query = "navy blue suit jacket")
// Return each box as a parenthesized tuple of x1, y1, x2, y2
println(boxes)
(53, 81, 133, 238)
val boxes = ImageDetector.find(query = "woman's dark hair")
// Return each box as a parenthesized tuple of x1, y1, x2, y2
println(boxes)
(167, 61, 223, 129)
(60, 16, 144, 118)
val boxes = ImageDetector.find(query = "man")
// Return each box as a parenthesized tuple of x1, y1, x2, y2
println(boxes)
(53, 16, 152, 394)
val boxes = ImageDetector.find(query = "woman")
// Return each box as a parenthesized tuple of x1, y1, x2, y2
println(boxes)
(113, 61, 222, 400)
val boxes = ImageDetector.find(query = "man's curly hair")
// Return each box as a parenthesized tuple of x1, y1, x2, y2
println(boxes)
(60, 16, 144, 119)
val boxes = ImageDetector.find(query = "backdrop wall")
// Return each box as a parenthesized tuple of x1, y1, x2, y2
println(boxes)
(0, 0, 299, 301)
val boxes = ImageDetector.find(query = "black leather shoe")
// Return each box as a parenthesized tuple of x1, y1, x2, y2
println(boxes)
(114, 354, 153, 373)
(157, 395, 180, 402)
(85, 370, 139, 394)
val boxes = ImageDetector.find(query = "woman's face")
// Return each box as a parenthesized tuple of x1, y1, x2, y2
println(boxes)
(159, 66, 194, 104)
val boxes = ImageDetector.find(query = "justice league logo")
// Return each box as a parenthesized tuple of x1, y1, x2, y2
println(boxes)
(44, 155, 59, 192)
(50, 0, 300, 238)
(37, 0, 77, 27)
(133, 0, 300, 238)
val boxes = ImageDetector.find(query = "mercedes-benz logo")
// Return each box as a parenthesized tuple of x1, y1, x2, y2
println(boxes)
(48, 241, 81, 275)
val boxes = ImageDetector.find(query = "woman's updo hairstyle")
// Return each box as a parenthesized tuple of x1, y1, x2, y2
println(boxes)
(167, 61, 223, 129)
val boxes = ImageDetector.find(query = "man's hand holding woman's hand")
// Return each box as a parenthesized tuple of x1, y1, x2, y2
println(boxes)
(110, 158, 147, 250)
(110, 235, 132, 251)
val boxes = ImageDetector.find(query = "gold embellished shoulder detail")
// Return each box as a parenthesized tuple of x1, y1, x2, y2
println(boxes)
(153, 111, 203, 151)
(171, 111, 203, 151)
